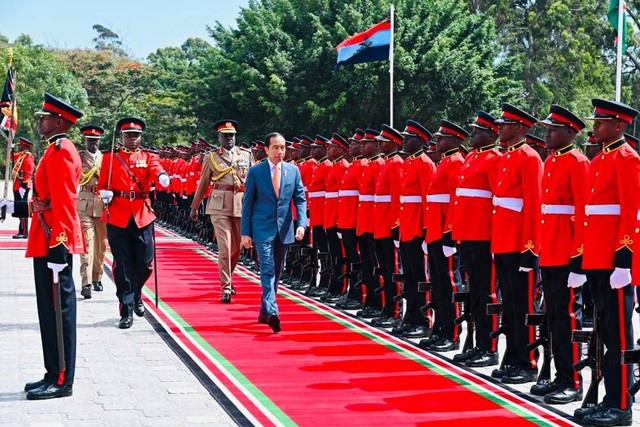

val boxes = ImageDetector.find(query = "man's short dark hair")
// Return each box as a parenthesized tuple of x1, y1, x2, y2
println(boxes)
(265, 132, 283, 147)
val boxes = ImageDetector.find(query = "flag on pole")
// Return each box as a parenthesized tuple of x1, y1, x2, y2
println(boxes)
(0, 67, 18, 137)
(335, 18, 391, 69)
(608, 0, 628, 51)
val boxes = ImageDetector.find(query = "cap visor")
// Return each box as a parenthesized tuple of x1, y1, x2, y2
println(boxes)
(539, 119, 565, 127)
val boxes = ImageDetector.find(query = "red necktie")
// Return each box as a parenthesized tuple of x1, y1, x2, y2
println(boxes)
(272, 164, 280, 198)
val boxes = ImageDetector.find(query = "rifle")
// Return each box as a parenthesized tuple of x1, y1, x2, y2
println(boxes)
(453, 291, 474, 353)
(572, 306, 602, 408)
(419, 281, 434, 328)
(526, 312, 551, 383)
(1, 50, 16, 222)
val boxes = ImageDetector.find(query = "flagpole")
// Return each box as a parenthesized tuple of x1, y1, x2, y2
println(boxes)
(615, 0, 624, 101)
(2, 49, 15, 222)
(389, 4, 394, 127)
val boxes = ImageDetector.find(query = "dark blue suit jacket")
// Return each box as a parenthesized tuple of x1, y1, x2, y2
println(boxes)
(241, 161, 307, 244)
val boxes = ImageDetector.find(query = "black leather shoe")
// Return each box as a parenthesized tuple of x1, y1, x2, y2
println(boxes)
(221, 293, 232, 303)
(357, 306, 382, 319)
(582, 407, 632, 426)
(403, 325, 430, 339)
(453, 347, 481, 363)
(501, 368, 537, 384)
(119, 315, 133, 329)
(322, 292, 344, 303)
(370, 315, 396, 328)
(544, 387, 583, 404)
(337, 298, 362, 310)
(418, 335, 440, 349)
(80, 284, 92, 299)
(465, 351, 499, 367)
(92, 280, 103, 291)
(267, 315, 281, 333)
(430, 338, 460, 352)
(574, 402, 608, 420)
(12, 233, 24, 239)
(258, 313, 268, 324)
(26, 383, 72, 400)
(230, 285, 237, 295)
(134, 302, 145, 317)
(530, 379, 560, 396)
(24, 379, 49, 392)
(491, 365, 515, 379)
(391, 323, 413, 336)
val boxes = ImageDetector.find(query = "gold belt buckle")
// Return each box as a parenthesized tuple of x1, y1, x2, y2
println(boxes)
(129, 191, 136, 201)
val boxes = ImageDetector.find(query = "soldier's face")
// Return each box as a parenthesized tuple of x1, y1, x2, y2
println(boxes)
(36, 114, 59, 137)
(311, 145, 326, 159)
(219, 132, 235, 150)
(85, 137, 100, 153)
(470, 128, 496, 149)
(544, 125, 572, 151)
(403, 135, 422, 153)
(498, 122, 522, 143)
(122, 132, 142, 150)
(362, 140, 379, 158)
(436, 135, 458, 153)
(592, 119, 625, 144)
(349, 142, 362, 158)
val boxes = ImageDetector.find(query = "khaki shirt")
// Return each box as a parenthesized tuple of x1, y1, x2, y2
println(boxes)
(191, 146, 252, 217)
(77, 150, 104, 218)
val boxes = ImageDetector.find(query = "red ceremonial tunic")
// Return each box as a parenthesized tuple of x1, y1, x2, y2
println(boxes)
(26, 135, 85, 258)
(12, 151, 35, 191)
(399, 152, 434, 242)
(539, 146, 589, 267)
(97, 148, 165, 228)
(583, 139, 640, 270)
(307, 159, 331, 228)
(323, 158, 350, 229)
(357, 157, 384, 236)
(451, 146, 501, 242)
(337, 158, 367, 230)
(425, 149, 464, 244)
(490, 141, 543, 255)
(373, 154, 403, 239)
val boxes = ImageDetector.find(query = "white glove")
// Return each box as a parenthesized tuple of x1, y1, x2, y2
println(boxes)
(47, 262, 67, 282)
(422, 241, 428, 254)
(0, 199, 15, 214)
(610, 267, 631, 289)
(158, 173, 170, 188)
(18, 187, 26, 198)
(442, 245, 457, 258)
(99, 190, 113, 205)
(519, 267, 532, 272)
(393, 240, 400, 249)
(181, 195, 188, 199)
(336, 232, 342, 239)
(567, 272, 587, 288)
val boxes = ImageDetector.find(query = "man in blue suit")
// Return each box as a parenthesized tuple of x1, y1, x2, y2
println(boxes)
(241, 132, 307, 333)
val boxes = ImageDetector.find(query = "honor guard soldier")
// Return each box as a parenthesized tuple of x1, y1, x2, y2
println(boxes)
(77, 125, 107, 299)
(11, 136, 35, 238)
(577, 99, 640, 426)
(306, 135, 332, 296)
(491, 103, 542, 384)
(624, 132, 639, 151)
(335, 129, 367, 310)
(251, 140, 268, 164)
(189, 119, 251, 303)
(356, 129, 384, 319)
(450, 112, 501, 366)
(420, 119, 467, 351)
(1, 93, 85, 399)
(97, 117, 170, 328)
(531, 105, 588, 404)
(583, 131, 601, 161)
(393, 120, 435, 338)
(322, 133, 351, 302)
(370, 125, 404, 328)
(525, 133, 548, 161)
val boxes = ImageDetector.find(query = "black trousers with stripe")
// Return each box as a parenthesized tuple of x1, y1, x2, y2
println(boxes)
(540, 265, 582, 389)
(339, 228, 361, 300)
(399, 238, 427, 327)
(587, 269, 634, 411)
(325, 227, 344, 295)
(374, 236, 399, 317)
(357, 233, 381, 309)
(427, 239, 460, 341)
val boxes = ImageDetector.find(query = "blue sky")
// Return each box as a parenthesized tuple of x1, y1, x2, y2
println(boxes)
(3, 0, 250, 59)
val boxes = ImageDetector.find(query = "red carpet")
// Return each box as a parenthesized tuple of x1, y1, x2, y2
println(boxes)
(112, 227, 575, 426)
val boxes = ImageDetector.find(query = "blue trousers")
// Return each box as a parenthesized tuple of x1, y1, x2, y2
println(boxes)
(255, 236, 289, 316)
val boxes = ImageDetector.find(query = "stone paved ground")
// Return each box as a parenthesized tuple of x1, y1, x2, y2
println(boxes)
(0, 215, 237, 427)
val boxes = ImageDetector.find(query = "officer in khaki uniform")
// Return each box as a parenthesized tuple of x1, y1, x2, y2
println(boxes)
(77, 125, 108, 299)
(190, 119, 251, 302)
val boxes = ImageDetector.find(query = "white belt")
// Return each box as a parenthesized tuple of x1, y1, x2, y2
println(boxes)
(585, 204, 620, 216)
(492, 196, 524, 212)
(303, 186, 308, 192)
(456, 188, 492, 199)
(541, 204, 575, 215)
(181, 178, 187, 183)
(426, 194, 450, 203)
(359, 195, 374, 202)
(339, 190, 359, 197)
(638, 209, 640, 221)
(401, 195, 422, 203)
(309, 191, 326, 198)
(325, 192, 339, 199)
(375, 195, 391, 203)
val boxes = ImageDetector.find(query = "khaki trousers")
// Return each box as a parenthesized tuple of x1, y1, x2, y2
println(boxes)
(79, 215, 107, 285)
(210, 214, 241, 294)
